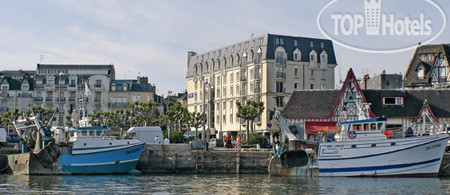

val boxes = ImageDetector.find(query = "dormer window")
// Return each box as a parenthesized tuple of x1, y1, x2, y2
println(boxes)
(123, 84, 128, 91)
(383, 97, 403, 105)
(417, 65, 424, 79)
(111, 84, 116, 91)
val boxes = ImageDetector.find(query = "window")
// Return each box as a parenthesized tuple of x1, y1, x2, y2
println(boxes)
(311, 69, 314, 78)
(310, 54, 314, 61)
(236, 72, 240, 82)
(251, 40, 255, 48)
(250, 81, 254, 93)
(294, 67, 299, 77)
(230, 86, 233, 97)
(244, 42, 248, 50)
(417, 65, 424, 79)
(223, 86, 226, 97)
(258, 38, 263, 45)
(231, 46, 235, 53)
(236, 84, 240, 96)
(321, 42, 324, 49)
(310, 41, 314, 47)
(217, 88, 220, 98)
(383, 97, 404, 105)
(230, 73, 234, 83)
(95, 80, 101, 88)
(223, 102, 226, 124)
(70, 79, 76, 87)
(294, 82, 298, 90)
(237, 45, 241, 52)
(276, 82, 285, 93)
(310, 83, 314, 89)
(276, 52, 285, 64)
(230, 100, 233, 123)
(294, 40, 298, 47)
(223, 75, 226, 84)
(294, 53, 299, 61)
(276, 96, 285, 107)
(250, 68, 254, 79)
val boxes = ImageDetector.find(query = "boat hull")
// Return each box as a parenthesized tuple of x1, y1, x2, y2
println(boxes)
(318, 134, 448, 177)
(8, 142, 145, 175)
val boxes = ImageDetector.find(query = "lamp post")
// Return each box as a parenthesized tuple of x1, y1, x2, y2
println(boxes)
(58, 72, 63, 126)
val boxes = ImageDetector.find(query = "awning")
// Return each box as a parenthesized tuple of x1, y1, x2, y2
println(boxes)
(183, 130, 202, 136)
(305, 122, 338, 134)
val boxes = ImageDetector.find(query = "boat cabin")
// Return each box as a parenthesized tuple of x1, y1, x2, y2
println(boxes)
(335, 118, 389, 141)
(66, 126, 112, 142)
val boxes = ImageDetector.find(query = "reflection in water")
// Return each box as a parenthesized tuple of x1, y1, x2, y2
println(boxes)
(0, 174, 448, 194)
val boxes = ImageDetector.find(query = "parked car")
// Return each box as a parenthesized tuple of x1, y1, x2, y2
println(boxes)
(209, 138, 224, 147)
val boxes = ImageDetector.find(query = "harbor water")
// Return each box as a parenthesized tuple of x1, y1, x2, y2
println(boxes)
(0, 174, 449, 194)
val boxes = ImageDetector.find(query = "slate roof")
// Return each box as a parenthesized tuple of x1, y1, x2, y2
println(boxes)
(110, 80, 150, 92)
(403, 44, 450, 88)
(186, 33, 336, 78)
(0, 76, 34, 90)
(283, 89, 450, 119)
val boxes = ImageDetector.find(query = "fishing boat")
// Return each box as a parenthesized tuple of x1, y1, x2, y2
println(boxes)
(7, 116, 145, 175)
(318, 116, 448, 177)
(7, 82, 145, 175)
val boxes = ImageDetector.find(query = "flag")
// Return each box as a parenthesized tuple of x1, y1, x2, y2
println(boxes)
(84, 82, 91, 96)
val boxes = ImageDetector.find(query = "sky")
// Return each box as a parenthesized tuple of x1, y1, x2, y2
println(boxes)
(1, 0, 449, 96)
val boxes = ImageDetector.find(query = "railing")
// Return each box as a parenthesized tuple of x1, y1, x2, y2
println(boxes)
(45, 84, 55, 88)
(276, 72, 286, 79)
(68, 97, 76, 101)
(34, 97, 43, 101)
(94, 97, 102, 102)
(0, 93, 9, 97)
(35, 84, 45, 88)
(94, 84, 103, 88)
(276, 57, 286, 65)
(57, 97, 66, 102)
(18, 93, 33, 98)
(0, 107, 7, 112)
(45, 97, 53, 101)
(68, 84, 77, 88)
(56, 84, 67, 88)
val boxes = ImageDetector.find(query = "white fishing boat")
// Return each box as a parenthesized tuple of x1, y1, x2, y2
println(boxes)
(318, 117, 448, 177)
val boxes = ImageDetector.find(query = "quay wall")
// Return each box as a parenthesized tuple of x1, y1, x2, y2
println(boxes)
(439, 153, 450, 176)
(136, 144, 272, 174)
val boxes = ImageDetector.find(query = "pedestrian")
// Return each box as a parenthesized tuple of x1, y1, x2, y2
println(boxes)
(154, 135, 160, 144)
(237, 135, 241, 149)
(164, 137, 170, 144)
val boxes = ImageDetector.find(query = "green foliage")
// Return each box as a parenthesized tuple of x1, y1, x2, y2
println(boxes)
(187, 112, 206, 140)
(129, 101, 160, 126)
(236, 100, 265, 142)
(170, 131, 185, 143)
(245, 133, 267, 148)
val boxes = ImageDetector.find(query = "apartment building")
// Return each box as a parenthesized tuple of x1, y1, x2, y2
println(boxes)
(108, 76, 156, 112)
(34, 64, 115, 125)
(186, 33, 337, 139)
(0, 70, 36, 113)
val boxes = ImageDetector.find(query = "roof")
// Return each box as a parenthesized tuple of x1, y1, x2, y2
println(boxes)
(283, 89, 450, 119)
(186, 33, 336, 78)
(110, 80, 150, 92)
(403, 44, 450, 88)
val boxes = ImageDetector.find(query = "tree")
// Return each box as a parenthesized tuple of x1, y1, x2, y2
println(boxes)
(236, 100, 264, 143)
(187, 112, 206, 140)
(129, 101, 160, 126)
(91, 112, 114, 126)
(112, 109, 133, 136)
(166, 102, 189, 139)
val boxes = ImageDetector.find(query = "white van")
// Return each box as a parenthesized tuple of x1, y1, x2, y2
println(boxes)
(0, 128, 7, 146)
(126, 126, 163, 144)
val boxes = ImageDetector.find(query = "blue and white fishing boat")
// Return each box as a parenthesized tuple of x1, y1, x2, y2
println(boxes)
(8, 116, 145, 175)
(318, 117, 448, 176)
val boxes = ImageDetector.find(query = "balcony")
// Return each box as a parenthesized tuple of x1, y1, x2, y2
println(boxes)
(34, 97, 43, 101)
(93, 84, 104, 90)
(57, 97, 66, 102)
(0, 107, 7, 112)
(18, 93, 33, 98)
(0, 93, 9, 98)
(276, 57, 286, 65)
(276, 72, 286, 79)
(35, 84, 45, 88)
(56, 84, 67, 89)
(45, 84, 55, 89)
(94, 97, 102, 102)
(45, 97, 53, 102)
(68, 97, 76, 102)
(240, 75, 247, 81)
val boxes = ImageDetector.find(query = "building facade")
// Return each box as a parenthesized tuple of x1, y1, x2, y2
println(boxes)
(108, 76, 156, 112)
(0, 70, 36, 113)
(403, 44, 450, 89)
(34, 64, 115, 125)
(362, 70, 403, 89)
(186, 34, 337, 139)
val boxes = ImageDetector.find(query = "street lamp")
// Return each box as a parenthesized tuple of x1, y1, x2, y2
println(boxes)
(58, 72, 63, 126)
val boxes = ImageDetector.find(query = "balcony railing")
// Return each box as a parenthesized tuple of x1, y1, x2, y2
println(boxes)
(276, 57, 286, 65)
(94, 97, 102, 102)
(68, 97, 76, 102)
(45, 84, 55, 88)
(34, 97, 43, 101)
(276, 72, 286, 79)
(45, 97, 53, 101)
(57, 97, 66, 102)
(94, 84, 103, 89)
(0, 107, 8, 112)
(0, 93, 9, 97)
(18, 93, 33, 98)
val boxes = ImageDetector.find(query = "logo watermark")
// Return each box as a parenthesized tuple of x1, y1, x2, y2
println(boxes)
(317, 0, 446, 53)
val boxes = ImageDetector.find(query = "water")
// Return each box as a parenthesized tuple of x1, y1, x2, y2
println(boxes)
(0, 174, 449, 194)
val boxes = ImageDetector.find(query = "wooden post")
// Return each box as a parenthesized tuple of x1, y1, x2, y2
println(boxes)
(236, 152, 240, 174)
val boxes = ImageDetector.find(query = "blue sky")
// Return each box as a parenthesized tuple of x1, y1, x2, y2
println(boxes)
(1, 0, 449, 96)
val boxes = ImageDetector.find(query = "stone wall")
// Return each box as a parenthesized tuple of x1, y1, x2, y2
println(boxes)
(136, 144, 272, 174)
(439, 153, 450, 176)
